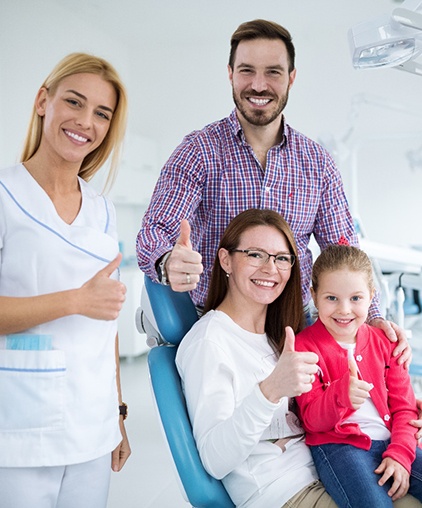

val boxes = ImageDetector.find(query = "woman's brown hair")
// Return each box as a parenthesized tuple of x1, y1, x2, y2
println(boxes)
(204, 209, 304, 354)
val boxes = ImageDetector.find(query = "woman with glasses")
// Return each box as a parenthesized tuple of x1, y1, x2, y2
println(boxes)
(176, 208, 336, 508)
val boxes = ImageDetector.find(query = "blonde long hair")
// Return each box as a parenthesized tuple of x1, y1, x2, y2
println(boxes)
(21, 52, 128, 187)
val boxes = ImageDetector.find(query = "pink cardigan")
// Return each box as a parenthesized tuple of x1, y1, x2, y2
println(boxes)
(295, 319, 418, 473)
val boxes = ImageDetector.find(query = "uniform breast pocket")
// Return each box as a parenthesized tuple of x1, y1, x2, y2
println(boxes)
(0, 349, 66, 431)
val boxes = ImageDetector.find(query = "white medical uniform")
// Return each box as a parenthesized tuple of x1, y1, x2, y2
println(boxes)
(0, 165, 122, 471)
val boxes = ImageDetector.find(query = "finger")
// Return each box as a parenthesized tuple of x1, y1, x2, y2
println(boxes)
(112, 445, 121, 472)
(388, 472, 407, 500)
(409, 418, 422, 437)
(369, 318, 398, 343)
(175, 219, 192, 249)
(283, 326, 295, 353)
(374, 462, 385, 475)
(97, 253, 122, 278)
(392, 335, 411, 367)
(378, 469, 393, 487)
(349, 357, 359, 378)
(390, 480, 407, 501)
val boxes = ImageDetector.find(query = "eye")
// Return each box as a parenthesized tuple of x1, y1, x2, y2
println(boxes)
(275, 254, 290, 263)
(65, 98, 81, 107)
(247, 250, 265, 260)
(327, 296, 337, 301)
(351, 296, 361, 302)
(95, 110, 111, 121)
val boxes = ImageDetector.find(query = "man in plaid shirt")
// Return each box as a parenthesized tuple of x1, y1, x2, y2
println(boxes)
(137, 19, 408, 353)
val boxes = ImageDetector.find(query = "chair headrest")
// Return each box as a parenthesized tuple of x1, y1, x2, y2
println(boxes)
(144, 276, 199, 346)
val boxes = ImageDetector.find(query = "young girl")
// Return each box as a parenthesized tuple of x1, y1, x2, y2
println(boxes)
(295, 245, 422, 507)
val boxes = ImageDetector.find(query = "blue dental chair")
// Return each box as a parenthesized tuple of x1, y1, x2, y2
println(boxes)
(141, 275, 235, 508)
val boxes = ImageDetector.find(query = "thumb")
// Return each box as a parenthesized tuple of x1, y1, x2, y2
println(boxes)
(349, 357, 359, 378)
(283, 326, 296, 353)
(175, 219, 192, 249)
(97, 252, 122, 278)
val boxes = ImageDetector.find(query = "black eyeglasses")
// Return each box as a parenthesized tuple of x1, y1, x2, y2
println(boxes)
(230, 249, 295, 271)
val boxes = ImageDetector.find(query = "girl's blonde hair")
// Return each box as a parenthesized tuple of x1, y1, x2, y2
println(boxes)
(21, 52, 128, 188)
(312, 245, 375, 294)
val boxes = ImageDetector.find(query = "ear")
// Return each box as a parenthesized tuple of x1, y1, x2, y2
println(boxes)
(288, 68, 297, 90)
(227, 64, 234, 85)
(35, 87, 49, 117)
(310, 287, 316, 305)
(218, 248, 232, 274)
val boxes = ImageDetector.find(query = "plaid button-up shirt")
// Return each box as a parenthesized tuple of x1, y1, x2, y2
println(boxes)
(137, 110, 379, 319)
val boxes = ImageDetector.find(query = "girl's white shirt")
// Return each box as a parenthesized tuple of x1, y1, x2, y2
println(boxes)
(339, 342, 391, 440)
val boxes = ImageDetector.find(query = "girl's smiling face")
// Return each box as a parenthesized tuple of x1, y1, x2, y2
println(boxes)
(312, 268, 374, 344)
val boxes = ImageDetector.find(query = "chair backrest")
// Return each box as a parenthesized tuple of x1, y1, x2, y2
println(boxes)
(144, 276, 235, 508)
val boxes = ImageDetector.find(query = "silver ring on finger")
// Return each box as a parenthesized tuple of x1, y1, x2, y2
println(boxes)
(186, 273, 191, 285)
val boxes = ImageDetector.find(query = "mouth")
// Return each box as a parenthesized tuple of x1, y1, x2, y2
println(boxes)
(248, 97, 272, 107)
(64, 129, 90, 144)
(333, 318, 354, 325)
(251, 279, 277, 288)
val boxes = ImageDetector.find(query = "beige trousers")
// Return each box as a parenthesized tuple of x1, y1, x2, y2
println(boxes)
(282, 480, 422, 508)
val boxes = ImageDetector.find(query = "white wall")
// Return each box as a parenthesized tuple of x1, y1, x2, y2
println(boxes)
(1, 0, 422, 248)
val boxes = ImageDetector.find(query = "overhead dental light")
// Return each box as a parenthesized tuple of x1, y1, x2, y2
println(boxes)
(348, 0, 422, 75)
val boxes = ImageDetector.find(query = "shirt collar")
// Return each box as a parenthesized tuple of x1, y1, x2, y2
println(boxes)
(228, 108, 287, 147)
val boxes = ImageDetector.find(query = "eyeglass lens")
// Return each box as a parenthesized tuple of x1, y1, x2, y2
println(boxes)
(245, 250, 293, 270)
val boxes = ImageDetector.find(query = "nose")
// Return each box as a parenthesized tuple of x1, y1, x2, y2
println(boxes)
(75, 108, 93, 129)
(337, 299, 351, 314)
(251, 72, 268, 93)
(262, 255, 278, 274)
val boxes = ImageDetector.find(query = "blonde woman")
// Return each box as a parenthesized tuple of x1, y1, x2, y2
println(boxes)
(0, 53, 130, 508)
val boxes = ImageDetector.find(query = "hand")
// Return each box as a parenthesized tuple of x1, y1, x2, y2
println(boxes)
(369, 318, 411, 368)
(165, 219, 203, 292)
(409, 398, 422, 440)
(260, 326, 319, 403)
(348, 357, 373, 410)
(375, 457, 409, 501)
(78, 253, 126, 320)
(112, 417, 131, 472)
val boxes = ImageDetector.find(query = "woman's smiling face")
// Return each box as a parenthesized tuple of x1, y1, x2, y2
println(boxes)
(35, 73, 117, 166)
(219, 224, 292, 309)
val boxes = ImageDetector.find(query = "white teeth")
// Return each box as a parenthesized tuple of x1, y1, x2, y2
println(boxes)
(249, 98, 270, 106)
(335, 319, 352, 323)
(65, 130, 88, 143)
(252, 280, 275, 287)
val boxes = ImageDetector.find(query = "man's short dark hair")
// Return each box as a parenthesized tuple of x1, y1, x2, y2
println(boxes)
(229, 19, 295, 73)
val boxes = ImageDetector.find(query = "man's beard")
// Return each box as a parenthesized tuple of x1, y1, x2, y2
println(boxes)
(232, 88, 289, 127)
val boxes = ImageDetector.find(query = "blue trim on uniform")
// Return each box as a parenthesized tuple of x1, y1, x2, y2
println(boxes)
(0, 181, 111, 264)
(0, 367, 66, 373)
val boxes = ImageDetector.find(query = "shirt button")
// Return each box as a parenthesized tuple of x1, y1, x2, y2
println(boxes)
(356, 355, 362, 362)
(384, 415, 390, 422)
(265, 186, 271, 192)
